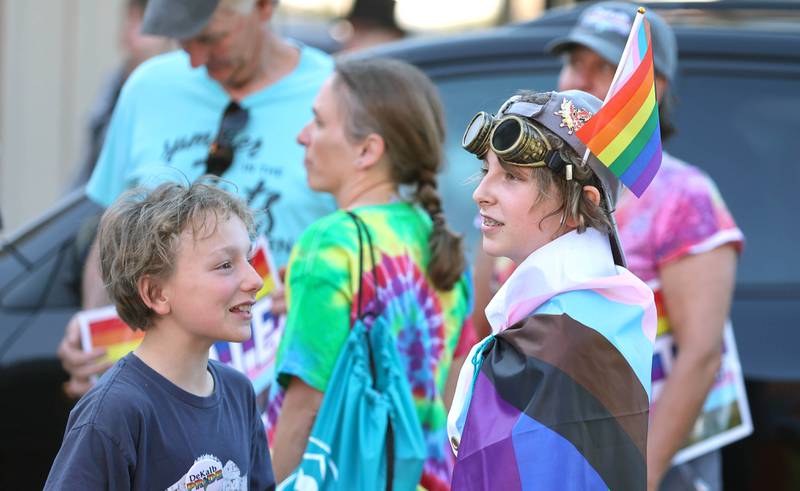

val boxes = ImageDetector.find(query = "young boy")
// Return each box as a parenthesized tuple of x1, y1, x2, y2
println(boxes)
(448, 89, 657, 490)
(45, 182, 275, 490)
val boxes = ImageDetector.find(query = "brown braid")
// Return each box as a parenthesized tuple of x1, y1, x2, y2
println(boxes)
(415, 170, 465, 291)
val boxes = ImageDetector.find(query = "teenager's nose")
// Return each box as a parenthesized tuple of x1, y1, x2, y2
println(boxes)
(473, 173, 494, 207)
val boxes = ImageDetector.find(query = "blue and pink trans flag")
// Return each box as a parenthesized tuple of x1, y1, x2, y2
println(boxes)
(448, 230, 656, 490)
(452, 309, 651, 489)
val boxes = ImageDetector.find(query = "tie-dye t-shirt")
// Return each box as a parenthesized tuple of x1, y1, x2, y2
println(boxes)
(615, 152, 744, 290)
(614, 152, 744, 336)
(274, 201, 473, 489)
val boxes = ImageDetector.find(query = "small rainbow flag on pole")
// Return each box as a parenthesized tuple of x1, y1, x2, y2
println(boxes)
(577, 7, 661, 197)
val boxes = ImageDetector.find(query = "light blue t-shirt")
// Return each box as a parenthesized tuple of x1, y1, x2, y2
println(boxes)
(86, 45, 337, 266)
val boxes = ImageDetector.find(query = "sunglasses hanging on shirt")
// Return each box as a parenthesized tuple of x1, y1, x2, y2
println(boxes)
(205, 101, 250, 176)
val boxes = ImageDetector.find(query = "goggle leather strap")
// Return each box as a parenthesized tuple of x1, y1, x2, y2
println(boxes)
(501, 101, 543, 118)
(545, 151, 563, 171)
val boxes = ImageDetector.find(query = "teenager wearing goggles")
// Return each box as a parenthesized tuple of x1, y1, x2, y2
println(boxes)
(448, 89, 656, 490)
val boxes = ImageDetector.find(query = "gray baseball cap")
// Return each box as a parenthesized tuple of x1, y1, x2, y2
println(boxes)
(501, 90, 626, 266)
(141, 0, 220, 39)
(546, 2, 677, 82)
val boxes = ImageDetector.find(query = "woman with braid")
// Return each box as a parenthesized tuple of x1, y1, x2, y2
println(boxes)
(269, 57, 473, 489)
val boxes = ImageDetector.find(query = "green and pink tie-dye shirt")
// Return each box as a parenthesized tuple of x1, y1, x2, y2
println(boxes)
(614, 152, 744, 289)
(273, 201, 473, 489)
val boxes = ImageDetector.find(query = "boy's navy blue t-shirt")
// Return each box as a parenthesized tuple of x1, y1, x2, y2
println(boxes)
(45, 352, 275, 490)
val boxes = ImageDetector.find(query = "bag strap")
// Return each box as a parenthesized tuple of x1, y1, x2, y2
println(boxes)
(346, 211, 380, 384)
(345, 211, 379, 383)
(345, 211, 394, 491)
(346, 211, 379, 320)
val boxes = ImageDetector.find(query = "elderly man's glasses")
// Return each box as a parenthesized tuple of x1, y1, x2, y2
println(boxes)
(206, 101, 249, 176)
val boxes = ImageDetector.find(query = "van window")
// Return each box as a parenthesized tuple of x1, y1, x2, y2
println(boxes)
(670, 69, 800, 285)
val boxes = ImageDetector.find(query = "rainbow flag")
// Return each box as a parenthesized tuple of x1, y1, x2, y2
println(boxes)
(78, 306, 144, 365)
(576, 9, 661, 197)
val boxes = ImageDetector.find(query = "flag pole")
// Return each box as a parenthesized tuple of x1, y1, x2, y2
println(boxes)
(581, 6, 647, 166)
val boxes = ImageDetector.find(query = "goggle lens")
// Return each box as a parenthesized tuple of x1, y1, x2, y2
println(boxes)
(462, 111, 493, 157)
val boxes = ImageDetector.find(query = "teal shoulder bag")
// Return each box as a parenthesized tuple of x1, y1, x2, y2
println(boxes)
(278, 211, 425, 491)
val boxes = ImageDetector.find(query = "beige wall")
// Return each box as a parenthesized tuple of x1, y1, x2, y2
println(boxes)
(0, 0, 125, 236)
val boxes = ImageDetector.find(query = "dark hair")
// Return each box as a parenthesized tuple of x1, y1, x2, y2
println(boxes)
(334, 57, 465, 291)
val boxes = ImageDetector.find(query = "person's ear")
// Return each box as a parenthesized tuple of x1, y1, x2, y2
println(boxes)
(655, 75, 669, 104)
(138, 275, 171, 316)
(356, 133, 386, 170)
(563, 185, 601, 228)
(582, 185, 602, 206)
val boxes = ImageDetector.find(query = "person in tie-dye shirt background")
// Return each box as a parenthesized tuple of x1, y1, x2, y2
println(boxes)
(268, 57, 473, 489)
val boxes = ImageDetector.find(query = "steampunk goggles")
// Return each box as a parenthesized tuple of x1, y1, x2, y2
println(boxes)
(462, 96, 569, 174)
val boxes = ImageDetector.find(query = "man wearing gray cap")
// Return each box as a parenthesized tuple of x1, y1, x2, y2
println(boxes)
(550, 3, 744, 491)
(57, 0, 336, 398)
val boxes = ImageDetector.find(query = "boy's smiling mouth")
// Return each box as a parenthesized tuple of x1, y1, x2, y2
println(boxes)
(229, 302, 254, 314)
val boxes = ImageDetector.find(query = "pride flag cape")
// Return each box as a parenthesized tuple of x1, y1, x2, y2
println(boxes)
(576, 8, 662, 197)
(448, 229, 656, 490)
